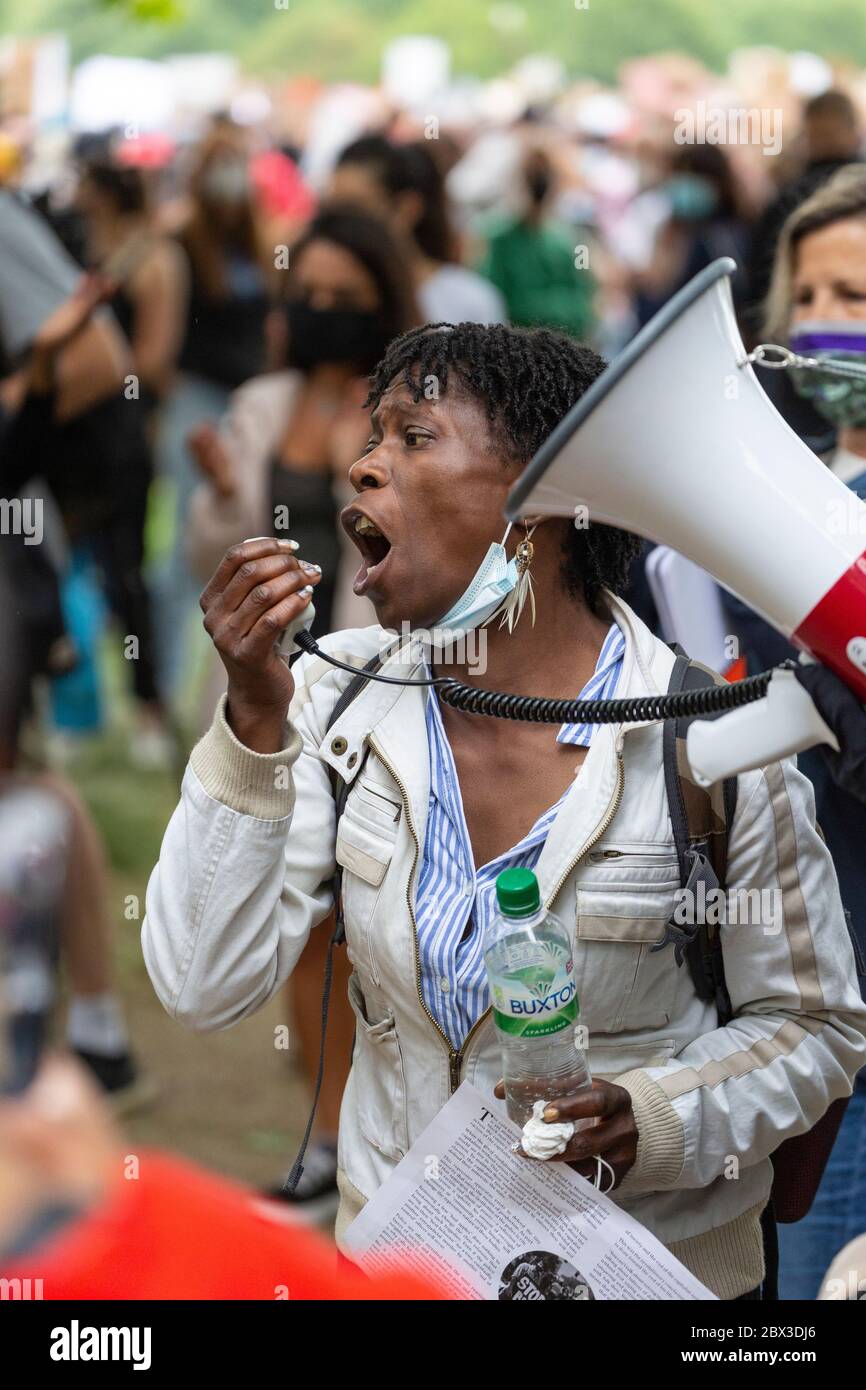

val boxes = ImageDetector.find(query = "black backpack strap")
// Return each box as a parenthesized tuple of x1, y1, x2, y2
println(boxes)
(284, 650, 383, 1195)
(654, 650, 737, 1025)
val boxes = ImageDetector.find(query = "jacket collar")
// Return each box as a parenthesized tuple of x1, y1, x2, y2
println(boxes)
(318, 633, 432, 841)
(318, 594, 677, 847)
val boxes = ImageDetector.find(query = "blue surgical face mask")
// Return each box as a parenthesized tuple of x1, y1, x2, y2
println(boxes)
(437, 524, 518, 638)
(664, 173, 718, 221)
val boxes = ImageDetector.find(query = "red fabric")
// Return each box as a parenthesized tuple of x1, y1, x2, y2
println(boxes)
(250, 150, 316, 221)
(1, 1149, 445, 1300)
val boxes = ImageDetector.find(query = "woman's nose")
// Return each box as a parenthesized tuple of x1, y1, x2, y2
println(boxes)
(348, 447, 389, 492)
(811, 287, 847, 320)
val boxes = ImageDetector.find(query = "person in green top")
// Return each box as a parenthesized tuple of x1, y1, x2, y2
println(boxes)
(478, 148, 596, 339)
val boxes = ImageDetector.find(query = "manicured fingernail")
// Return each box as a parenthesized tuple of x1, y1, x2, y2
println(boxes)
(278, 539, 299, 551)
(543, 1106, 559, 1122)
(299, 585, 313, 597)
(300, 561, 321, 574)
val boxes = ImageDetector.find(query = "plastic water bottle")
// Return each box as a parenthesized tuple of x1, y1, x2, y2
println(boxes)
(484, 866, 592, 1126)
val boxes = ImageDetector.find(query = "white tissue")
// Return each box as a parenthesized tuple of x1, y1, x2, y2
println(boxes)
(520, 1098, 575, 1159)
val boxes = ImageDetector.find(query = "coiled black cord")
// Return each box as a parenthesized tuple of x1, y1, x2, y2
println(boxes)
(294, 630, 785, 724)
(436, 667, 778, 723)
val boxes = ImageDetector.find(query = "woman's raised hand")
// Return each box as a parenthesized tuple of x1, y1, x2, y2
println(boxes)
(200, 538, 322, 752)
(188, 422, 236, 498)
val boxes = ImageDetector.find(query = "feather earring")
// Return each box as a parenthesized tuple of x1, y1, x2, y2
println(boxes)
(494, 523, 537, 633)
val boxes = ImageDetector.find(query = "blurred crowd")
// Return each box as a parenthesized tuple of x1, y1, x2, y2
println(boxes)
(3, 65, 866, 1301)
(3, 84, 865, 750)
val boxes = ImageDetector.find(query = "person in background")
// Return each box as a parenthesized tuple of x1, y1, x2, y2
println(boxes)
(724, 164, 866, 1299)
(478, 147, 595, 337)
(186, 204, 418, 636)
(744, 90, 864, 446)
(0, 184, 171, 766)
(154, 123, 275, 705)
(73, 161, 187, 767)
(185, 205, 417, 1215)
(328, 134, 506, 326)
(618, 139, 756, 631)
(745, 89, 863, 336)
(0, 188, 126, 438)
(632, 142, 753, 327)
(0, 281, 151, 1110)
(75, 161, 188, 419)
(177, 125, 274, 393)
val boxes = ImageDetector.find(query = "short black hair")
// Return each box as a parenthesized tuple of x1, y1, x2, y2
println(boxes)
(366, 322, 642, 612)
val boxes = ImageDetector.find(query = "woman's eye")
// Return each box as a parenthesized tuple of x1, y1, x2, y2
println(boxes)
(405, 429, 428, 447)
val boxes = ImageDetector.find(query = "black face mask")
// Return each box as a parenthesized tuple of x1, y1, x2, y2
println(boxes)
(285, 299, 390, 372)
(526, 170, 551, 205)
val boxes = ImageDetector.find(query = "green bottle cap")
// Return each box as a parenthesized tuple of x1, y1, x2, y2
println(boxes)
(495, 867, 541, 918)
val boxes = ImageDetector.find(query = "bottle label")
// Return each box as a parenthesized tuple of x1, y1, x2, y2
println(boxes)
(489, 945, 578, 1038)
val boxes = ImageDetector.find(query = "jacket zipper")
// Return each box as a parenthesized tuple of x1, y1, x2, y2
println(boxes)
(544, 753, 626, 908)
(369, 737, 626, 1095)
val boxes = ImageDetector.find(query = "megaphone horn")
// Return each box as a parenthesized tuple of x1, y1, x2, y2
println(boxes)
(506, 257, 866, 704)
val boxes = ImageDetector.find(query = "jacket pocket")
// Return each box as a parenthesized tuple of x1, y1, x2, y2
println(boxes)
(347, 971, 409, 1162)
(335, 811, 395, 985)
(575, 855, 681, 1033)
(350, 776, 402, 832)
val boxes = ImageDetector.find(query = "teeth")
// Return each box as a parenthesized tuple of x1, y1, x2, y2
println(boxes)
(354, 516, 383, 537)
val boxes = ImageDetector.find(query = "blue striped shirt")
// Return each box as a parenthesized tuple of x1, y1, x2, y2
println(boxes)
(416, 623, 625, 1047)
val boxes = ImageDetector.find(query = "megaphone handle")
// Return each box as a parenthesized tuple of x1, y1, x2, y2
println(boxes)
(686, 670, 839, 787)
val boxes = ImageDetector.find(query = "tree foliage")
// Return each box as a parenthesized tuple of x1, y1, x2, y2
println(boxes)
(8, 0, 866, 82)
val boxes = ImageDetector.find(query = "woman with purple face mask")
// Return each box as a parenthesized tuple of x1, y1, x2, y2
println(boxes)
(745, 163, 866, 1301)
(770, 169, 866, 492)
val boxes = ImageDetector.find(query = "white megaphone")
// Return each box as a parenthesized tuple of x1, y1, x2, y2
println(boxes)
(506, 257, 866, 785)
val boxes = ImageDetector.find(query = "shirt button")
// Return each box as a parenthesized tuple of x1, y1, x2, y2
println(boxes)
(440, 977, 450, 993)
(463, 881, 474, 897)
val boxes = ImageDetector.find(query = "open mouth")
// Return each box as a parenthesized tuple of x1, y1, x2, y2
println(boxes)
(343, 509, 393, 595)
